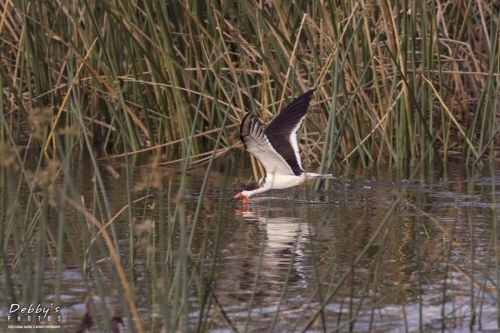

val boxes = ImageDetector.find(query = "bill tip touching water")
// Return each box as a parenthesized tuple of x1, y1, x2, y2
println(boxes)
(233, 89, 333, 204)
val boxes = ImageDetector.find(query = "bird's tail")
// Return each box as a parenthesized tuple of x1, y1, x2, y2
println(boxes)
(304, 172, 334, 179)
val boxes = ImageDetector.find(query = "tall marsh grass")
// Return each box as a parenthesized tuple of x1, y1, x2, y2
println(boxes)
(1, 1, 499, 167)
(1, 0, 499, 332)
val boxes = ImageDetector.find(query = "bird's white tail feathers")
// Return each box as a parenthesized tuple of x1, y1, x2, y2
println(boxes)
(303, 172, 334, 179)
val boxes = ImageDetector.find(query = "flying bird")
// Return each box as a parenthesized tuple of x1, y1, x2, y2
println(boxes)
(234, 90, 332, 203)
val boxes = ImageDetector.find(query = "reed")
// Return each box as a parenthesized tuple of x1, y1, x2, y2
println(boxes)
(1, 0, 498, 167)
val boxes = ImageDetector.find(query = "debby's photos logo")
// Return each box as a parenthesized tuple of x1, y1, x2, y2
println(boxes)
(7, 303, 63, 327)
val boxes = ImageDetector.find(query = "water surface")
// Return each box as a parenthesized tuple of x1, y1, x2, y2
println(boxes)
(1, 153, 499, 332)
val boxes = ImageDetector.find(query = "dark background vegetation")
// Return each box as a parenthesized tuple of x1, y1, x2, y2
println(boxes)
(1, 1, 499, 169)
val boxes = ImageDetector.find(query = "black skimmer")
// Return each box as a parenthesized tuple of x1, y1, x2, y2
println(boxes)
(234, 89, 332, 203)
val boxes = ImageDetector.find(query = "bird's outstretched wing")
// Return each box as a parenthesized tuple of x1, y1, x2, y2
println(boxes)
(264, 90, 315, 176)
(240, 112, 295, 176)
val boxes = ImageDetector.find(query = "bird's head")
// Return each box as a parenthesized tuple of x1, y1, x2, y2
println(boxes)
(231, 180, 261, 203)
